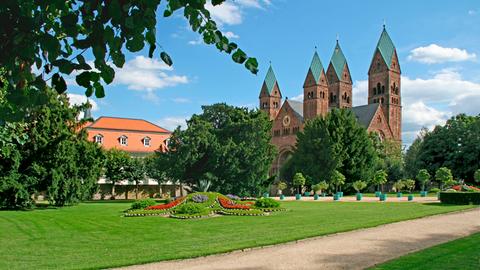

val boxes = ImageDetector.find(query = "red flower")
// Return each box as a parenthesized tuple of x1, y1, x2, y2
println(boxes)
(218, 197, 250, 209)
(145, 197, 185, 210)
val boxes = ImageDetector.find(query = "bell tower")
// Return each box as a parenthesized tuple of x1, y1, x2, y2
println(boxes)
(259, 65, 282, 120)
(368, 26, 402, 142)
(326, 40, 353, 109)
(303, 51, 329, 120)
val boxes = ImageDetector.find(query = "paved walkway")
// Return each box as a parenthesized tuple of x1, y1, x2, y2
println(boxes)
(117, 208, 480, 270)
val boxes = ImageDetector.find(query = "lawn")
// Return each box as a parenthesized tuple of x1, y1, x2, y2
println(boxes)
(0, 201, 475, 269)
(371, 232, 480, 270)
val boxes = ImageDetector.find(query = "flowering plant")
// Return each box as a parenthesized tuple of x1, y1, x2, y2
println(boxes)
(218, 197, 250, 209)
(145, 197, 185, 210)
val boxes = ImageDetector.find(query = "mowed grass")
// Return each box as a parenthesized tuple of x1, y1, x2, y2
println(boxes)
(371, 232, 480, 270)
(0, 201, 475, 270)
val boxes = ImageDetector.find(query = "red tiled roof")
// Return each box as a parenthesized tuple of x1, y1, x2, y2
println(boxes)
(87, 116, 170, 133)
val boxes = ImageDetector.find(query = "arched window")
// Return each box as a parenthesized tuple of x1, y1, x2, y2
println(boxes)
(119, 135, 128, 146)
(94, 134, 103, 144)
(373, 88, 377, 95)
(381, 85, 385, 93)
(377, 83, 381, 92)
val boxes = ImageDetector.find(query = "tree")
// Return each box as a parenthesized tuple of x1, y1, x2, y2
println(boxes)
(392, 180, 404, 193)
(402, 179, 416, 193)
(435, 167, 454, 190)
(104, 148, 130, 199)
(475, 169, 480, 183)
(313, 181, 329, 195)
(155, 103, 276, 196)
(416, 169, 431, 191)
(293, 109, 376, 190)
(293, 173, 306, 195)
(277, 181, 287, 195)
(372, 170, 388, 192)
(352, 181, 367, 194)
(1, 1, 258, 121)
(418, 114, 480, 184)
(330, 170, 346, 193)
(144, 154, 167, 196)
(124, 158, 146, 200)
(404, 128, 429, 178)
(372, 135, 404, 182)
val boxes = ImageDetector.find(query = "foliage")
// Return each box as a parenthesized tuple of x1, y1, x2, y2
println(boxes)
(175, 203, 204, 215)
(155, 104, 276, 196)
(439, 192, 480, 205)
(430, 188, 441, 193)
(104, 148, 130, 198)
(293, 173, 306, 194)
(352, 181, 367, 193)
(131, 199, 156, 210)
(435, 167, 454, 189)
(277, 181, 287, 191)
(313, 181, 329, 194)
(416, 169, 431, 191)
(417, 114, 480, 184)
(402, 179, 416, 193)
(474, 169, 480, 183)
(292, 109, 377, 190)
(372, 135, 404, 182)
(196, 179, 212, 192)
(124, 157, 146, 199)
(404, 128, 428, 178)
(254, 198, 280, 208)
(392, 180, 404, 192)
(330, 170, 346, 192)
(144, 154, 167, 185)
(372, 170, 388, 191)
(0, 87, 104, 208)
(226, 194, 240, 201)
(0, 0, 258, 121)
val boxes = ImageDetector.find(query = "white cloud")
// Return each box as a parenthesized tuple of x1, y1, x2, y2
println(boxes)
(206, 2, 242, 25)
(224, 31, 240, 39)
(67, 93, 99, 111)
(188, 38, 202, 45)
(408, 44, 477, 64)
(352, 80, 368, 106)
(156, 116, 189, 131)
(113, 56, 188, 91)
(468, 10, 477, 15)
(403, 101, 450, 131)
(290, 94, 303, 102)
(172, 97, 191, 103)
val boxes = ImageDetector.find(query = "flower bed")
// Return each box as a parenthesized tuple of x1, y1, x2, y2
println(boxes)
(219, 209, 265, 216)
(124, 209, 170, 217)
(452, 185, 480, 192)
(145, 197, 185, 210)
(218, 196, 251, 209)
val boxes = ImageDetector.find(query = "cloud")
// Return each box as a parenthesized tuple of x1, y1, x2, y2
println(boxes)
(236, 0, 271, 9)
(468, 10, 477, 15)
(172, 97, 191, 103)
(156, 116, 189, 131)
(113, 56, 188, 91)
(206, 2, 242, 25)
(224, 31, 240, 39)
(408, 44, 477, 64)
(67, 93, 99, 111)
(403, 101, 450, 131)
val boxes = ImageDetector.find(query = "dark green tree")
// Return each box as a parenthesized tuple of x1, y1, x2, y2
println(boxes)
(292, 109, 377, 190)
(292, 173, 306, 195)
(416, 169, 431, 191)
(104, 148, 130, 199)
(156, 103, 276, 196)
(0, 0, 258, 121)
(404, 128, 429, 178)
(124, 157, 146, 200)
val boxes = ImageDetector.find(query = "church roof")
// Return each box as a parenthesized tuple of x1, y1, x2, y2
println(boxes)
(375, 27, 396, 67)
(351, 103, 380, 127)
(263, 65, 278, 94)
(286, 100, 303, 120)
(330, 41, 347, 79)
(309, 51, 324, 83)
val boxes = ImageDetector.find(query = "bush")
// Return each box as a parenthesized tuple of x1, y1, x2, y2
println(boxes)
(430, 188, 440, 193)
(254, 197, 280, 208)
(131, 199, 156, 209)
(439, 192, 480, 205)
(175, 203, 204, 214)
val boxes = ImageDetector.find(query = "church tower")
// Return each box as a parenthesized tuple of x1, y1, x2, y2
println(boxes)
(368, 26, 402, 141)
(303, 51, 329, 120)
(259, 65, 282, 120)
(326, 40, 353, 109)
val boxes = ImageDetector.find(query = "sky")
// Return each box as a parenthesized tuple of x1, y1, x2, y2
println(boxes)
(66, 0, 480, 147)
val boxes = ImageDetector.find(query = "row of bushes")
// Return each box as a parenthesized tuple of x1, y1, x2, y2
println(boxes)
(439, 192, 480, 205)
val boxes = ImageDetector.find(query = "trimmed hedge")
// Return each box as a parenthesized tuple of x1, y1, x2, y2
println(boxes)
(439, 192, 480, 205)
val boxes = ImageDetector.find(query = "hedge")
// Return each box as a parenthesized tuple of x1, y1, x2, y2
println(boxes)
(439, 192, 480, 205)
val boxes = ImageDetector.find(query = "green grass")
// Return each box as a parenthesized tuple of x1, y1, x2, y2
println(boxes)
(371, 232, 480, 270)
(0, 202, 475, 270)
(361, 192, 437, 197)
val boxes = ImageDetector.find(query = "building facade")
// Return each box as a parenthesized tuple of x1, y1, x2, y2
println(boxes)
(259, 27, 402, 176)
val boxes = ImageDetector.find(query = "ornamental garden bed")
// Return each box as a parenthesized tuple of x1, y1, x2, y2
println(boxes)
(125, 192, 285, 219)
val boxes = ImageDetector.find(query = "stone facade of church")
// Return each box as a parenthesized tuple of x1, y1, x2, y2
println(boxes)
(258, 27, 402, 176)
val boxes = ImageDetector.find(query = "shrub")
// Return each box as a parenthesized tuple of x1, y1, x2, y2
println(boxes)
(445, 189, 456, 192)
(430, 188, 440, 193)
(131, 199, 156, 210)
(191, 194, 208, 203)
(352, 180, 367, 193)
(254, 197, 280, 208)
(175, 203, 204, 214)
(439, 192, 480, 205)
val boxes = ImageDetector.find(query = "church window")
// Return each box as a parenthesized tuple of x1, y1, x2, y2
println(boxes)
(293, 127, 300, 134)
(347, 96, 350, 104)
(381, 85, 385, 93)
(373, 88, 377, 95)
(377, 83, 381, 91)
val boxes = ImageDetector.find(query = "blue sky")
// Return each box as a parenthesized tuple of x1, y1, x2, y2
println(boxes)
(66, 0, 480, 146)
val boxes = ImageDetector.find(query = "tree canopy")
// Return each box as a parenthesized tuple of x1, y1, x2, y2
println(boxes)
(0, 0, 258, 121)
(154, 103, 276, 196)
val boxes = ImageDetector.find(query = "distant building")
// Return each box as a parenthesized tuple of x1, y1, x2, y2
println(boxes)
(258, 27, 402, 176)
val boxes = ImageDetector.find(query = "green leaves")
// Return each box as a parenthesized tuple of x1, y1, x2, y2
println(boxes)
(160, 51, 173, 66)
(245, 58, 259, 74)
(126, 35, 144, 52)
(232, 49, 247, 64)
(51, 73, 67, 94)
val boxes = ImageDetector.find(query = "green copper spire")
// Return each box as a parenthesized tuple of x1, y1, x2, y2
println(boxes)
(309, 51, 324, 83)
(375, 27, 396, 67)
(263, 65, 277, 94)
(330, 41, 347, 80)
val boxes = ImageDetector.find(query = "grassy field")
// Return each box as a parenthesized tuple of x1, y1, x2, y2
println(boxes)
(0, 201, 475, 269)
(371, 232, 480, 269)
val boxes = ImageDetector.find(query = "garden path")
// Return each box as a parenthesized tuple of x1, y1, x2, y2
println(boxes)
(117, 208, 480, 270)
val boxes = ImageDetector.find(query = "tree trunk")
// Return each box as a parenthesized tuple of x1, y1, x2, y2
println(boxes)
(111, 184, 116, 200)
(135, 183, 139, 200)
(180, 184, 184, 196)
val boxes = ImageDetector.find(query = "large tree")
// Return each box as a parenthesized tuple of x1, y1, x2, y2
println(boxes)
(156, 103, 276, 196)
(404, 128, 429, 178)
(104, 148, 131, 199)
(292, 109, 377, 190)
(417, 114, 480, 183)
(0, 0, 258, 121)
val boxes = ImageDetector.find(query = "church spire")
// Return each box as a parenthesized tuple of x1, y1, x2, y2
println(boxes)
(84, 99, 92, 119)
(374, 26, 396, 68)
(263, 64, 278, 95)
(329, 40, 348, 81)
(308, 50, 324, 84)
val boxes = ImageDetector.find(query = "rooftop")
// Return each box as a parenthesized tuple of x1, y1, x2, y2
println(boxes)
(86, 116, 170, 133)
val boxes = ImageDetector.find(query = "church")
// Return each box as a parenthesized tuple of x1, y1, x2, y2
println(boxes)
(258, 27, 402, 176)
